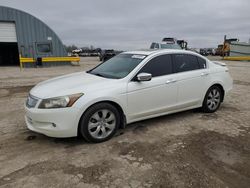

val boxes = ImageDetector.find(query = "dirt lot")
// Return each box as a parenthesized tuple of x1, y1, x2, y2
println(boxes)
(0, 56, 250, 188)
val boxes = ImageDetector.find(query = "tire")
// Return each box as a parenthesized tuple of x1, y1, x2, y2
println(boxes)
(79, 103, 120, 143)
(201, 85, 222, 113)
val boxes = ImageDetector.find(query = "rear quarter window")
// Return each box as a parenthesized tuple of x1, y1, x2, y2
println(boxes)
(197, 57, 207, 69)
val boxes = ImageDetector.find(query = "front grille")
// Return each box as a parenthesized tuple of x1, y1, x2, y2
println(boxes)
(26, 94, 39, 108)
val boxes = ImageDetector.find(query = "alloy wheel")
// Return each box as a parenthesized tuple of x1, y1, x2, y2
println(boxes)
(207, 88, 221, 111)
(88, 109, 116, 139)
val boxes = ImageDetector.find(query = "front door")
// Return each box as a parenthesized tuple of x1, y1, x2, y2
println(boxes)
(127, 54, 178, 121)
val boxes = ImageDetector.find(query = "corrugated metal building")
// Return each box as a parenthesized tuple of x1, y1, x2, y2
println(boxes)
(229, 41, 250, 56)
(0, 6, 70, 67)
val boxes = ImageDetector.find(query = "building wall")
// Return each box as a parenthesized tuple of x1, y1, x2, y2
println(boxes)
(230, 42, 250, 56)
(0, 6, 67, 59)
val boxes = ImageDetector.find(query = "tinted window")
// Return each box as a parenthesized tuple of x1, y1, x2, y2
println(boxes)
(150, 43, 160, 49)
(197, 57, 207, 69)
(154, 43, 160, 49)
(139, 55, 172, 77)
(173, 54, 200, 73)
(160, 43, 182, 49)
(150, 43, 156, 49)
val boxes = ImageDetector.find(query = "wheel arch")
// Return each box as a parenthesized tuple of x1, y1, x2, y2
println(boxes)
(77, 100, 127, 136)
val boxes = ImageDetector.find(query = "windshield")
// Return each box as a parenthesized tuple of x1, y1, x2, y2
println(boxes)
(160, 43, 181, 49)
(88, 54, 146, 79)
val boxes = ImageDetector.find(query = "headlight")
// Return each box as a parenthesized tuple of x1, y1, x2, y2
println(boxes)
(38, 93, 83, 109)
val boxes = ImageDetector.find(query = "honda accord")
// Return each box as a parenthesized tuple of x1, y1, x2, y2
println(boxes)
(25, 49, 233, 142)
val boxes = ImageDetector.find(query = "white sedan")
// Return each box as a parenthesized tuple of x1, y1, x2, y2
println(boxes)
(25, 49, 233, 142)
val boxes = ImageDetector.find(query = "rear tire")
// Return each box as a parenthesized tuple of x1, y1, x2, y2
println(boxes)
(79, 103, 120, 143)
(202, 85, 222, 113)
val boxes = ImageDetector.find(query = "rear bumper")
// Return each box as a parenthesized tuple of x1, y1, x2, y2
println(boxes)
(25, 106, 81, 138)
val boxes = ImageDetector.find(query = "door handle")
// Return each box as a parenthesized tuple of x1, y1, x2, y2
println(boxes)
(166, 79, 177, 84)
(200, 72, 209, 76)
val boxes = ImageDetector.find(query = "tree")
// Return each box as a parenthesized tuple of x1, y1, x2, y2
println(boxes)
(64, 44, 78, 52)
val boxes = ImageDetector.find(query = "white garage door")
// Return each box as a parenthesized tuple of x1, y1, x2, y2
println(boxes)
(0, 22, 17, 42)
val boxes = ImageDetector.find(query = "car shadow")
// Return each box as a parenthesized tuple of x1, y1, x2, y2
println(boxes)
(24, 131, 87, 146)
(24, 109, 202, 144)
(122, 109, 201, 133)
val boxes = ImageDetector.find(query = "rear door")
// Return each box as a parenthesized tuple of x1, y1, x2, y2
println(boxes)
(172, 54, 210, 107)
(127, 54, 178, 121)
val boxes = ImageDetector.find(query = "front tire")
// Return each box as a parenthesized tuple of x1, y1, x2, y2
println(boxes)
(202, 85, 222, 113)
(79, 103, 120, 143)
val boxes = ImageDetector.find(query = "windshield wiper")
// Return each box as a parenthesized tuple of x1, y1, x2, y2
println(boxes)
(89, 71, 111, 78)
(93, 73, 106, 78)
(88, 71, 105, 77)
(88, 71, 119, 79)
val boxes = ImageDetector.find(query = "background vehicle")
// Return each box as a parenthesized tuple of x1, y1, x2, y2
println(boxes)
(200, 48, 208, 56)
(200, 48, 216, 56)
(189, 48, 200, 54)
(150, 42, 182, 50)
(206, 48, 216, 56)
(72, 49, 82, 54)
(176, 40, 188, 50)
(25, 50, 233, 143)
(162, 37, 188, 49)
(150, 37, 188, 50)
(98, 49, 122, 62)
(222, 38, 239, 56)
(215, 45, 224, 56)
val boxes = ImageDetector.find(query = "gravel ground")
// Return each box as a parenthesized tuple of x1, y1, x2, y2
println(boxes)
(0, 56, 250, 188)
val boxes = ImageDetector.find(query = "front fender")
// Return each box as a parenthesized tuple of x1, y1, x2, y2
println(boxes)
(73, 93, 128, 125)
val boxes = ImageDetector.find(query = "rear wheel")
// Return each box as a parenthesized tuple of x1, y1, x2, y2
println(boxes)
(79, 103, 120, 143)
(202, 85, 222, 113)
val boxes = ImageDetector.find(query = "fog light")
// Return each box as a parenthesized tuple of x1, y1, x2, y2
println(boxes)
(52, 123, 56, 127)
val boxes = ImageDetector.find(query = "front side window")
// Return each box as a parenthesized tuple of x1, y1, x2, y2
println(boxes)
(138, 54, 173, 77)
(154, 43, 160, 49)
(173, 54, 200, 73)
(150, 43, 156, 49)
(88, 54, 146, 79)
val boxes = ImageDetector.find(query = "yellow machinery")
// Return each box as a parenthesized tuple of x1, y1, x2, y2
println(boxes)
(221, 35, 250, 61)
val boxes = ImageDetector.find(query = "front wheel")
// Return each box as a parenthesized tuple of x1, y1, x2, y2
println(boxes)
(202, 86, 222, 113)
(79, 103, 120, 143)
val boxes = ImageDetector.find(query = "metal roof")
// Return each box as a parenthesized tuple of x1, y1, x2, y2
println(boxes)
(0, 6, 67, 58)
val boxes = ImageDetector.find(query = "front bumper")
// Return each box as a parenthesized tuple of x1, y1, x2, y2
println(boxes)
(25, 106, 81, 138)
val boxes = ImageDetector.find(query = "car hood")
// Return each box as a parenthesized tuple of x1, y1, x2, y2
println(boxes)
(30, 72, 114, 98)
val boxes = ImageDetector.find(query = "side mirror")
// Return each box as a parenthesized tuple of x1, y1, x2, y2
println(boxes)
(136, 73, 152, 82)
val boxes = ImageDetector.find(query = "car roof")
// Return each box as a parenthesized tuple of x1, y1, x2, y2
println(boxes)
(122, 49, 206, 60)
(122, 49, 157, 55)
(123, 49, 191, 56)
(153, 42, 178, 45)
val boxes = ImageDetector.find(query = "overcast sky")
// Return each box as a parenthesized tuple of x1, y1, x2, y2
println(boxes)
(1, 0, 250, 50)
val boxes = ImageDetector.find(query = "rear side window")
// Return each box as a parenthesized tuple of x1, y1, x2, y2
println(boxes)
(139, 54, 172, 77)
(197, 57, 207, 69)
(173, 54, 200, 73)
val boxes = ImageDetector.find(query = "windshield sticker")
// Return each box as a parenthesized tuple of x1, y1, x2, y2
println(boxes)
(132, 55, 146, 59)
